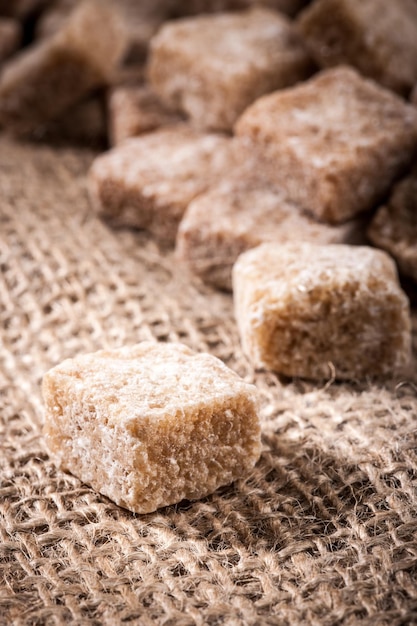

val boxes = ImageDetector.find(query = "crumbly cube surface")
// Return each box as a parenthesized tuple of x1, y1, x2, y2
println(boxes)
(108, 86, 183, 146)
(148, 8, 313, 131)
(0, 18, 21, 63)
(0, 0, 127, 134)
(233, 243, 411, 380)
(298, 0, 417, 95)
(176, 179, 365, 291)
(235, 67, 417, 223)
(42, 342, 261, 514)
(368, 166, 417, 283)
(88, 127, 241, 244)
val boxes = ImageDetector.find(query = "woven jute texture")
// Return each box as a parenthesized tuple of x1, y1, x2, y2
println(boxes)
(1, 136, 417, 626)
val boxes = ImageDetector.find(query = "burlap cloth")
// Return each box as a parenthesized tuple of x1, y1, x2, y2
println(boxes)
(1, 136, 417, 626)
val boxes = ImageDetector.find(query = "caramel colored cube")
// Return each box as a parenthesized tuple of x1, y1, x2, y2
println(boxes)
(298, 0, 417, 96)
(233, 243, 411, 380)
(88, 127, 240, 244)
(0, 18, 21, 63)
(108, 86, 183, 146)
(235, 67, 417, 223)
(148, 8, 313, 131)
(176, 180, 364, 291)
(368, 167, 417, 283)
(0, 0, 127, 134)
(42, 342, 261, 514)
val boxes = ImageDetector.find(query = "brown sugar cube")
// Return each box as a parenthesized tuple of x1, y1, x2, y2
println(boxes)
(0, 0, 127, 135)
(297, 0, 417, 96)
(176, 179, 365, 291)
(42, 342, 261, 514)
(108, 85, 183, 146)
(235, 67, 417, 223)
(0, 18, 21, 63)
(88, 127, 240, 245)
(233, 242, 411, 380)
(368, 166, 417, 283)
(148, 8, 313, 132)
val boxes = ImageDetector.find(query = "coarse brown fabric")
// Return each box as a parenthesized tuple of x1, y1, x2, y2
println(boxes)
(1, 136, 417, 626)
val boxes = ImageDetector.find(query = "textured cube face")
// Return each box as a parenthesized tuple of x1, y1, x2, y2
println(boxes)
(176, 180, 364, 291)
(297, 0, 417, 95)
(368, 167, 417, 283)
(148, 8, 312, 131)
(42, 343, 261, 514)
(233, 243, 412, 380)
(0, 0, 127, 134)
(88, 127, 239, 244)
(235, 67, 417, 223)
